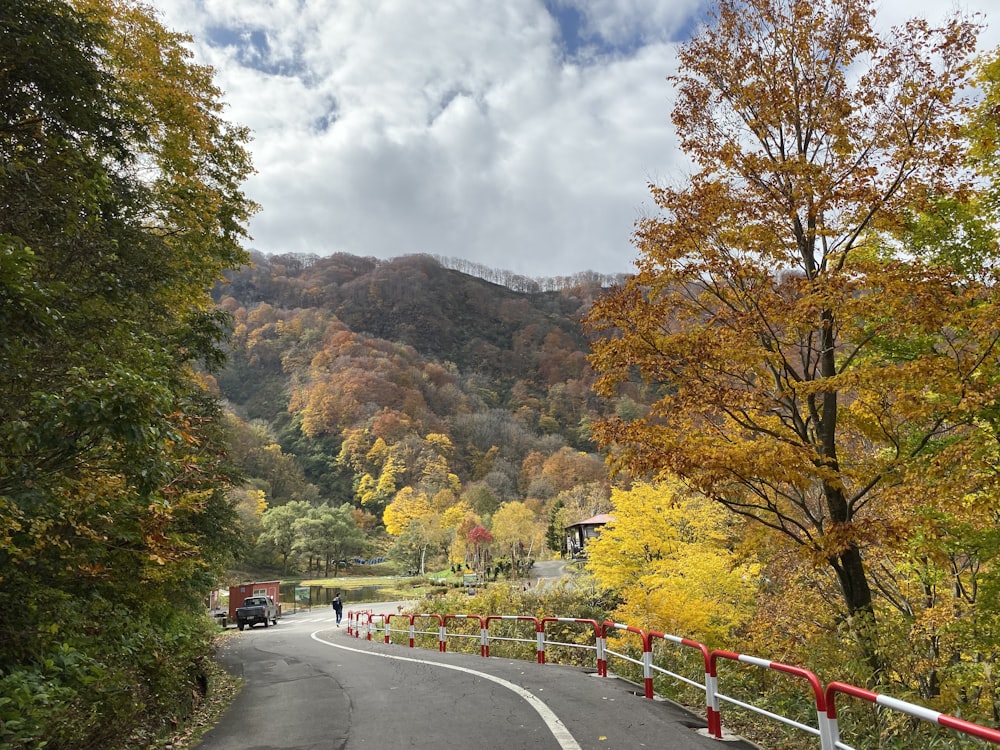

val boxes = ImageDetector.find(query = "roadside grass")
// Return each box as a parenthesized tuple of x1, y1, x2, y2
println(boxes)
(137, 630, 243, 750)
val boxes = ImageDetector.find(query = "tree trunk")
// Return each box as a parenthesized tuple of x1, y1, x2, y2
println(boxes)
(817, 311, 881, 679)
(830, 543, 881, 680)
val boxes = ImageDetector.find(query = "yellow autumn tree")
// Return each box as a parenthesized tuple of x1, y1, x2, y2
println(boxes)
(383, 486, 433, 536)
(491, 501, 540, 565)
(440, 502, 471, 531)
(587, 0, 996, 675)
(586, 481, 759, 646)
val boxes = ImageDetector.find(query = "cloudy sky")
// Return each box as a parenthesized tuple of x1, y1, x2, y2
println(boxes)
(150, 0, 999, 279)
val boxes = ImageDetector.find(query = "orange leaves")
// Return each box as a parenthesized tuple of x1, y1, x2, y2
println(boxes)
(669, 0, 979, 267)
(588, 0, 994, 653)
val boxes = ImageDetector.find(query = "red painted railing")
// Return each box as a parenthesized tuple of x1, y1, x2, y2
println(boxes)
(344, 606, 1000, 748)
(443, 614, 488, 657)
(648, 629, 712, 729)
(484, 615, 543, 662)
(540, 617, 604, 675)
(826, 681, 1000, 749)
(710, 650, 829, 744)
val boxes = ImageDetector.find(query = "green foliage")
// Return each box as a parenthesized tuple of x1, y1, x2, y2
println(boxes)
(0, 645, 107, 750)
(257, 501, 368, 575)
(545, 499, 566, 553)
(0, 0, 255, 745)
(0, 598, 218, 750)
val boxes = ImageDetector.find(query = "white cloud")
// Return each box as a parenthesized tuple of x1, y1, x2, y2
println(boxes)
(151, 0, 1000, 278)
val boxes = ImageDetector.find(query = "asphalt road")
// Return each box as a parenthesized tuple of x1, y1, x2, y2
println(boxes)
(528, 559, 571, 587)
(195, 602, 756, 750)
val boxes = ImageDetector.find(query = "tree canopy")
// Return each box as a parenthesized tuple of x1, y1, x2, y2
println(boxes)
(588, 0, 998, 678)
(0, 0, 256, 744)
(586, 482, 759, 646)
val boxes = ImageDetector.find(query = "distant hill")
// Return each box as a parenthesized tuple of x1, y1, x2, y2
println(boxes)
(217, 251, 612, 374)
(210, 252, 639, 517)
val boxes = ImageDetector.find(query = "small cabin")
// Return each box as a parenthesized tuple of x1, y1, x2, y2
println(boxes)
(228, 580, 281, 622)
(565, 513, 615, 557)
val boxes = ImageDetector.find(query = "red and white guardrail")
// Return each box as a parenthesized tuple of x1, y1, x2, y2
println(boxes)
(344, 608, 1000, 748)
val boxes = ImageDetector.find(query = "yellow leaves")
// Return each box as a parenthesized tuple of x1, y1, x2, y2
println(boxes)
(440, 502, 471, 530)
(586, 481, 759, 645)
(367, 437, 389, 464)
(383, 487, 433, 536)
(72, 0, 256, 305)
(356, 474, 377, 506)
(425, 432, 454, 455)
(229, 487, 267, 540)
(490, 501, 538, 550)
(376, 457, 402, 497)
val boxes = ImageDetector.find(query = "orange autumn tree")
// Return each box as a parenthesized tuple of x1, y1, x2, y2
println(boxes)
(587, 0, 998, 677)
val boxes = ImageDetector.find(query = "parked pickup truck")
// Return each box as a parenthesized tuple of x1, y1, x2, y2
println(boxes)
(236, 596, 278, 630)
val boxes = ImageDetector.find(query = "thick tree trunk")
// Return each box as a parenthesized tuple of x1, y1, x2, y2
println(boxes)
(830, 542, 881, 680)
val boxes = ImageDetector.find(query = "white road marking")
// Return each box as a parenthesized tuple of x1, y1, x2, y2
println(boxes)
(311, 631, 582, 750)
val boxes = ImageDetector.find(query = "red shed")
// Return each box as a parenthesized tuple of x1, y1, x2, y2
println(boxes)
(228, 580, 281, 622)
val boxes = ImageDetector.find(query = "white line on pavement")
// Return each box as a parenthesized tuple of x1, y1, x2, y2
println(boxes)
(311, 631, 582, 750)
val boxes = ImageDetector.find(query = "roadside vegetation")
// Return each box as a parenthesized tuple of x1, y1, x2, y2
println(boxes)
(0, 0, 255, 746)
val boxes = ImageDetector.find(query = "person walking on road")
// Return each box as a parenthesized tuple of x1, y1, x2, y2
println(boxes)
(332, 592, 343, 626)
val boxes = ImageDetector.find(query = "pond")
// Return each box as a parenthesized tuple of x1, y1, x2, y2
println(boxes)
(279, 582, 404, 612)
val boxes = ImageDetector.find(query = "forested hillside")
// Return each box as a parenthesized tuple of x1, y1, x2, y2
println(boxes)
(211, 251, 634, 574)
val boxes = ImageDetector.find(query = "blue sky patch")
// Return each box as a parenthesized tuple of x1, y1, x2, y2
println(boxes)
(544, 1, 587, 57)
(542, 0, 648, 61)
(205, 24, 305, 78)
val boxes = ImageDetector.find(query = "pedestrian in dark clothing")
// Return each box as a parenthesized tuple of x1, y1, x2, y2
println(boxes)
(332, 593, 343, 625)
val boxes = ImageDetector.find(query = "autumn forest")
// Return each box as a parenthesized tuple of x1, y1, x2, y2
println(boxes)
(4, 0, 1000, 748)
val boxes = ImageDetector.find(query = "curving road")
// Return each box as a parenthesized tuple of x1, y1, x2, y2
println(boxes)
(527, 558, 572, 588)
(195, 603, 754, 750)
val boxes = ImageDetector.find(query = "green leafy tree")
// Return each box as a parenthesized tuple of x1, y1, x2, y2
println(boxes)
(295, 504, 367, 576)
(971, 50, 1000, 212)
(390, 515, 452, 575)
(0, 0, 256, 744)
(545, 499, 566, 554)
(259, 501, 312, 574)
